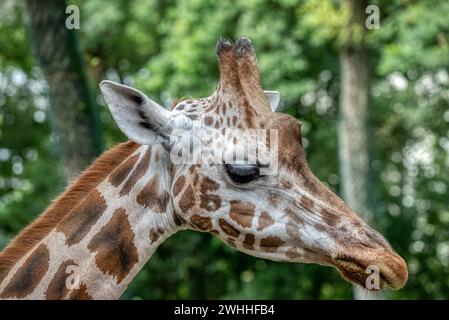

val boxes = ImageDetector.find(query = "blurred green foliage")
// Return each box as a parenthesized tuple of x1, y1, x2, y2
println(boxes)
(0, 0, 448, 299)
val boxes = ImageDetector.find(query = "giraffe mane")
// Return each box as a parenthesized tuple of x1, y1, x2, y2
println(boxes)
(0, 140, 139, 283)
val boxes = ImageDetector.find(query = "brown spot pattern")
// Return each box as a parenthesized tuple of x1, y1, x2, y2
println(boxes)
(243, 234, 255, 250)
(0, 244, 49, 299)
(108, 154, 139, 187)
(173, 212, 184, 226)
(199, 176, 221, 211)
(260, 236, 285, 253)
(120, 147, 152, 196)
(179, 185, 195, 213)
(45, 259, 76, 300)
(0, 141, 139, 285)
(204, 116, 213, 126)
(57, 189, 107, 246)
(298, 196, 315, 211)
(173, 176, 185, 197)
(280, 178, 293, 190)
(136, 175, 169, 213)
(149, 227, 164, 243)
(257, 211, 274, 231)
(201, 176, 219, 192)
(321, 208, 341, 226)
(190, 214, 212, 231)
(88, 208, 138, 284)
(219, 219, 240, 237)
(66, 283, 93, 300)
(229, 200, 255, 228)
(188, 165, 197, 174)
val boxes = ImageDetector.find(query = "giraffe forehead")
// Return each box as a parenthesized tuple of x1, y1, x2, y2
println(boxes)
(173, 92, 262, 129)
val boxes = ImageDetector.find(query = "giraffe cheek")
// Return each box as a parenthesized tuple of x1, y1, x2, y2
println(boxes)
(228, 200, 255, 228)
(198, 176, 221, 212)
(199, 194, 221, 211)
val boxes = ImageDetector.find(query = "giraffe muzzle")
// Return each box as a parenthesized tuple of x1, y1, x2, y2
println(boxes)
(333, 249, 408, 290)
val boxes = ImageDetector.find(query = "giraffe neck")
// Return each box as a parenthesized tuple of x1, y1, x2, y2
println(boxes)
(0, 144, 182, 299)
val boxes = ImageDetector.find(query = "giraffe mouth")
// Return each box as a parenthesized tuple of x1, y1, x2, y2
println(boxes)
(333, 254, 407, 290)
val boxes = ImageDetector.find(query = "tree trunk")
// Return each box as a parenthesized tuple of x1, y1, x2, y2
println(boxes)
(25, 0, 103, 180)
(338, 0, 382, 300)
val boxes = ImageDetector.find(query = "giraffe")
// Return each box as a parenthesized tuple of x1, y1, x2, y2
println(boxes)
(0, 37, 407, 300)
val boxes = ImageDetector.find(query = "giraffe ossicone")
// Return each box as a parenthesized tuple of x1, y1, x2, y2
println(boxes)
(0, 37, 407, 300)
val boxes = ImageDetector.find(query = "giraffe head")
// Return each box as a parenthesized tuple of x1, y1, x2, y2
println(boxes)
(100, 37, 408, 291)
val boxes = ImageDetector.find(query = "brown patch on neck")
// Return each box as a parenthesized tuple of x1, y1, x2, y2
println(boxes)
(172, 176, 185, 197)
(0, 244, 50, 298)
(109, 154, 140, 187)
(88, 208, 139, 284)
(45, 260, 93, 300)
(120, 147, 152, 196)
(136, 175, 170, 213)
(45, 259, 77, 300)
(0, 141, 139, 284)
(66, 282, 93, 300)
(56, 189, 107, 246)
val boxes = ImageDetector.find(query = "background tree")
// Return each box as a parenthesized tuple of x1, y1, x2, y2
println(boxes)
(338, 0, 379, 299)
(25, 0, 103, 179)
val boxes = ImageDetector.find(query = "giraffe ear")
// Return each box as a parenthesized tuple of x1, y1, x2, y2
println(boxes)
(264, 90, 280, 112)
(100, 80, 172, 145)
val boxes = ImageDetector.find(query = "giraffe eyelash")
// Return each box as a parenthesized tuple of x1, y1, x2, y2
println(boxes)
(223, 164, 260, 184)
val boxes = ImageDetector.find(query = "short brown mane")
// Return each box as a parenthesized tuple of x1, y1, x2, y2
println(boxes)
(0, 140, 139, 283)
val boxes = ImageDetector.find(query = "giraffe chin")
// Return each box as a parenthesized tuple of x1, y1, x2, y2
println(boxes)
(333, 253, 408, 291)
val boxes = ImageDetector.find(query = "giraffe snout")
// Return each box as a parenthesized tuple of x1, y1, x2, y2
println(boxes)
(333, 245, 408, 290)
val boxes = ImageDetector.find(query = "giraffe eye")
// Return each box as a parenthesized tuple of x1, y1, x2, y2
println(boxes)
(224, 164, 260, 184)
